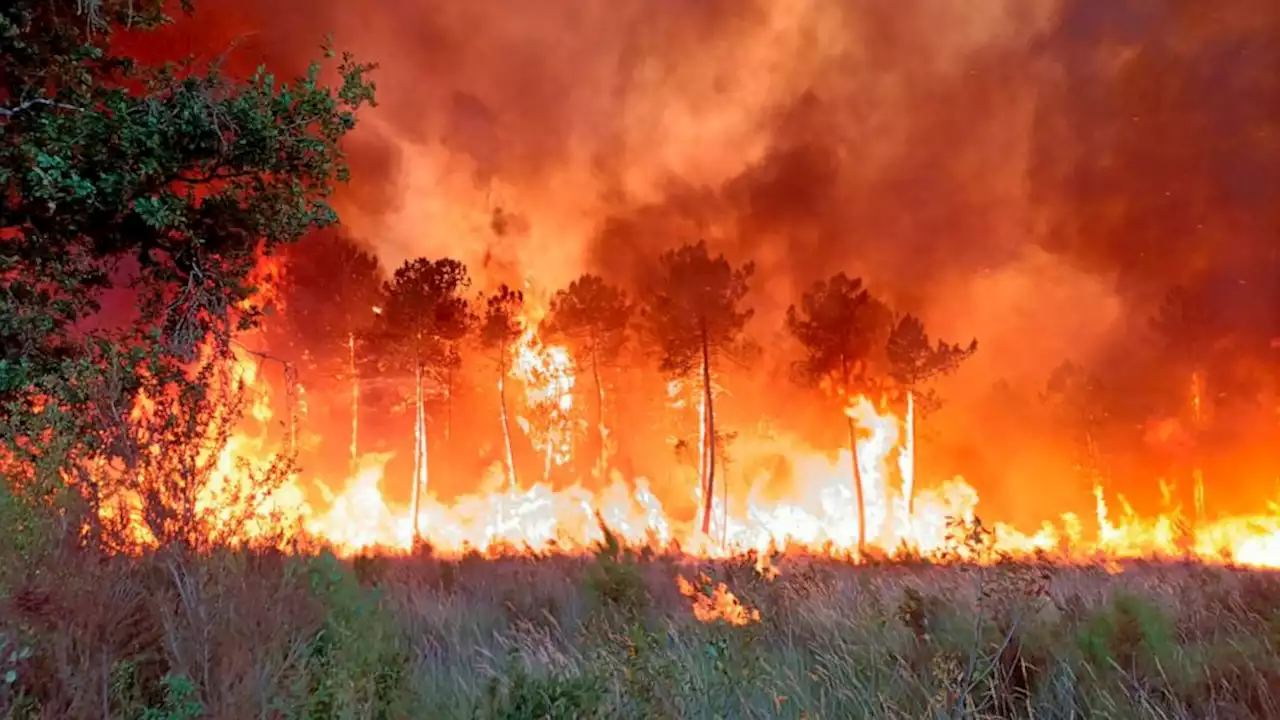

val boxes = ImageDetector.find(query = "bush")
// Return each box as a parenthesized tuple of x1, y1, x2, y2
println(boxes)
(582, 524, 648, 621)
(481, 653, 607, 720)
(301, 552, 411, 719)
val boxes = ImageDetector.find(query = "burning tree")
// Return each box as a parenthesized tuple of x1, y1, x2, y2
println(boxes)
(543, 274, 632, 475)
(1150, 284, 1222, 519)
(884, 314, 977, 517)
(0, 0, 374, 548)
(272, 232, 385, 466)
(479, 285, 524, 491)
(643, 241, 754, 536)
(786, 273, 892, 555)
(364, 259, 473, 543)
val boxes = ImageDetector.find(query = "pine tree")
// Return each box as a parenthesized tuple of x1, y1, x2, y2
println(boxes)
(643, 241, 753, 536)
(544, 274, 632, 475)
(786, 273, 892, 555)
(365, 258, 473, 543)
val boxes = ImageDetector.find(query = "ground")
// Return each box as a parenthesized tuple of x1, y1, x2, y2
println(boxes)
(3, 540, 1280, 718)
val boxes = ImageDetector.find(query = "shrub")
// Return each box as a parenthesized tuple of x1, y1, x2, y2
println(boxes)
(582, 524, 648, 621)
(301, 552, 411, 719)
(480, 652, 607, 720)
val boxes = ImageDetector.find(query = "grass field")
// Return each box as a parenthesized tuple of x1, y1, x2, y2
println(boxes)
(4, 531, 1280, 719)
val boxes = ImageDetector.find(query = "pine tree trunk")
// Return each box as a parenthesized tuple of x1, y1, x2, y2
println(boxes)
(904, 389, 916, 519)
(841, 357, 867, 556)
(411, 361, 424, 543)
(700, 323, 716, 536)
(848, 413, 866, 557)
(697, 379, 708, 510)
(498, 353, 518, 491)
(592, 344, 607, 474)
(349, 331, 359, 470)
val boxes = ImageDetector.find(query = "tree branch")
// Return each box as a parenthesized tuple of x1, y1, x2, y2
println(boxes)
(0, 99, 84, 118)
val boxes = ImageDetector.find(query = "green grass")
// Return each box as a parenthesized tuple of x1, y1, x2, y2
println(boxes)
(4, 537, 1280, 718)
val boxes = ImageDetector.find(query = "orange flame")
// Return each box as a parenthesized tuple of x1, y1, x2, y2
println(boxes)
(676, 573, 761, 626)
(97, 313, 1280, 570)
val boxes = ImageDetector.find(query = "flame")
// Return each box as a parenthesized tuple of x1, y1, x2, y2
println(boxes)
(94, 304, 1280, 571)
(677, 573, 761, 626)
(511, 317, 576, 474)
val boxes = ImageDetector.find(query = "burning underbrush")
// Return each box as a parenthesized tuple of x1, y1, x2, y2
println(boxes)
(80, 338, 1280, 573)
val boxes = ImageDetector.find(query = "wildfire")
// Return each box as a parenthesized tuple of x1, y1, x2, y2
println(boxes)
(677, 573, 761, 626)
(511, 319, 576, 477)
(101, 318, 1280, 572)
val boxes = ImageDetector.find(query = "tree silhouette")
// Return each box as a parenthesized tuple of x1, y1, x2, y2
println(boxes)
(544, 274, 632, 475)
(643, 241, 754, 536)
(480, 285, 525, 491)
(1152, 285, 1220, 428)
(1149, 284, 1223, 521)
(1043, 360, 1110, 480)
(885, 313, 977, 517)
(786, 273, 892, 555)
(274, 231, 385, 466)
(365, 258, 474, 542)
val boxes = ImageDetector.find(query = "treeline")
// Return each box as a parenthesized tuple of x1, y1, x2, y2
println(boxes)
(268, 233, 978, 550)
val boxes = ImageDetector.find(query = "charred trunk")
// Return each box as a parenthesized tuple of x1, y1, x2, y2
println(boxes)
(349, 331, 359, 470)
(498, 353, 519, 491)
(904, 389, 916, 519)
(592, 344, 608, 475)
(843, 357, 866, 556)
(700, 322, 716, 536)
(411, 361, 425, 543)
(848, 413, 866, 556)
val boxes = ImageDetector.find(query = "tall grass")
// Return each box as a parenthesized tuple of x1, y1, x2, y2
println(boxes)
(3, 518, 1280, 718)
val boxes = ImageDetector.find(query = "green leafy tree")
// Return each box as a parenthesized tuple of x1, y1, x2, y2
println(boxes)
(479, 285, 524, 491)
(786, 273, 892, 555)
(643, 241, 754, 536)
(884, 313, 977, 516)
(0, 0, 375, 545)
(364, 258, 473, 543)
(544, 274, 632, 475)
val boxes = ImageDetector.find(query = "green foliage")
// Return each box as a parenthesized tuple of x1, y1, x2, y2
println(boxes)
(480, 652, 607, 720)
(301, 552, 411, 719)
(0, 0, 375, 543)
(1076, 591, 1177, 672)
(611, 621, 681, 717)
(582, 523, 649, 621)
(139, 674, 203, 720)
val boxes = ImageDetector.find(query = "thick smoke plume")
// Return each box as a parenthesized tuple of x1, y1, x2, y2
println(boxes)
(143, 0, 1279, 524)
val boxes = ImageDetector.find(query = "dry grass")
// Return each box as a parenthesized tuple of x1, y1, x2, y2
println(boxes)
(3, 534, 1280, 719)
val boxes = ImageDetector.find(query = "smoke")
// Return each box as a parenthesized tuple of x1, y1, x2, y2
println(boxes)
(142, 0, 1278, 519)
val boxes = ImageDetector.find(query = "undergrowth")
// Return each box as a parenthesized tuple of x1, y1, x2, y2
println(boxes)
(2, 508, 1280, 718)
